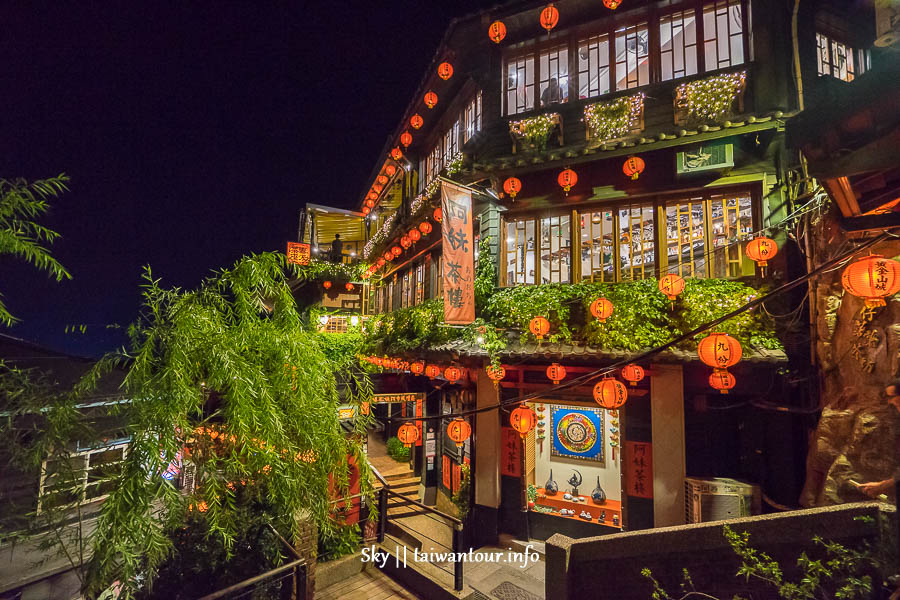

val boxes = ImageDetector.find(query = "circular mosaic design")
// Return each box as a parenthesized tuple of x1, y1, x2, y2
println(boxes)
(555, 412, 598, 454)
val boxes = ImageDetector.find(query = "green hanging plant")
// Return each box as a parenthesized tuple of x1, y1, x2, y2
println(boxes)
(675, 71, 747, 124)
(509, 114, 557, 151)
(584, 93, 644, 143)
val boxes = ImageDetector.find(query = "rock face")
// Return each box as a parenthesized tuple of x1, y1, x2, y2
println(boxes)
(800, 211, 900, 507)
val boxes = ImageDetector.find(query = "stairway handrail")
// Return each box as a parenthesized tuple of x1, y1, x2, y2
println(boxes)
(365, 457, 462, 529)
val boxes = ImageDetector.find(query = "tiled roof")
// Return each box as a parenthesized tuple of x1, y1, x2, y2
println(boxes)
(425, 338, 787, 365)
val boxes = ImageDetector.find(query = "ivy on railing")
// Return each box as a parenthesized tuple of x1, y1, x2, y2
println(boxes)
(509, 113, 559, 152)
(583, 93, 644, 143)
(674, 71, 747, 124)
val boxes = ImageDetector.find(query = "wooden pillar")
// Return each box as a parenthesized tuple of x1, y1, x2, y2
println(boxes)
(650, 363, 686, 527)
(475, 366, 501, 508)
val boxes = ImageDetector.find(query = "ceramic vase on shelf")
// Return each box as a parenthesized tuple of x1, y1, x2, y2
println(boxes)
(591, 477, 606, 504)
(545, 470, 558, 495)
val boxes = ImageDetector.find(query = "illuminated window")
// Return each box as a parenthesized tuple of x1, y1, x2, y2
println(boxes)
(660, 10, 698, 81)
(430, 254, 443, 299)
(539, 45, 569, 108)
(464, 92, 482, 143)
(665, 198, 707, 278)
(577, 33, 611, 99)
(709, 194, 752, 278)
(615, 23, 650, 91)
(816, 32, 865, 82)
(580, 210, 616, 282)
(540, 215, 571, 284)
(505, 55, 535, 115)
(443, 120, 460, 166)
(618, 204, 657, 281)
(39, 443, 128, 512)
(505, 219, 536, 285)
(414, 262, 425, 305)
(703, 0, 744, 71)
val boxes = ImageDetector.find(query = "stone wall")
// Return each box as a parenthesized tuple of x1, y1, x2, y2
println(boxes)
(800, 208, 900, 507)
(545, 502, 896, 600)
(294, 517, 318, 599)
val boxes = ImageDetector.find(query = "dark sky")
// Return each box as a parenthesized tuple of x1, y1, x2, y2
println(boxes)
(0, 2, 487, 357)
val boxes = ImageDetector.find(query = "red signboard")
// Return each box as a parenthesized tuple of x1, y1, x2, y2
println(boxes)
(441, 182, 475, 324)
(624, 441, 653, 498)
(500, 427, 522, 477)
(286, 242, 310, 266)
(452, 462, 461, 494)
(443, 455, 451, 489)
(415, 397, 423, 447)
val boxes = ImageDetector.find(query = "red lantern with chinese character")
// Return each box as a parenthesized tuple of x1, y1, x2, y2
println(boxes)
(540, 3, 559, 31)
(410, 114, 423, 129)
(503, 177, 522, 199)
(386, 164, 397, 176)
(746, 236, 779, 275)
(593, 377, 628, 409)
(447, 418, 471, 447)
(486, 364, 506, 389)
(390, 147, 403, 161)
(323, 281, 332, 290)
(400, 235, 411, 249)
(410, 361, 425, 375)
(658, 273, 686, 305)
(488, 20, 507, 43)
(558, 168, 577, 194)
(709, 370, 736, 394)
(529, 316, 550, 340)
(697, 332, 742, 371)
(399, 131, 412, 148)
(397, 422, 420, 448)
(437, 62, 453, 80)
(841, 254, 900, 308)
(345, 282, 354, 292)
(546, 363, 566, 384)
(590, 297, 614, 322)
(409, 228, 421, 243)
(424, 91, 438, 109)
(425, 364, 441, 379)
(433, 207, 442, 223)
(419, 221, 432, 235)
(391, 246, 402, 257)
(510, 406, 537, 438)
(444, 366, 462, 383)
(623, 156, 645, 180)
(603, 0, 622, 9)
(621, 364, 645, 386)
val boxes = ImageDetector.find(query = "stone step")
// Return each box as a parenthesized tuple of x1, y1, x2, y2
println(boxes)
(384, 470, 416, 483)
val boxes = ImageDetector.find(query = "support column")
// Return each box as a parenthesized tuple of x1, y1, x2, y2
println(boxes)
(650, 363, 686, 527)
(473, 365, 501, 547)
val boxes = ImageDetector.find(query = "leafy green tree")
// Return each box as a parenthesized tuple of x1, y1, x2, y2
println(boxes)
(0, 175, 71, 325)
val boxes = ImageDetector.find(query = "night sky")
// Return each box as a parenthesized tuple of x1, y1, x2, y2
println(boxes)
(0, 2, 487, 357)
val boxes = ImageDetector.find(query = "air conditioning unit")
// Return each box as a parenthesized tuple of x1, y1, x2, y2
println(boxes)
(676, 143, 734, 174)
(684, 477, 760, 524)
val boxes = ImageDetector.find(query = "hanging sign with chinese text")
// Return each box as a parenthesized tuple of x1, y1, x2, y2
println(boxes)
(441, 182, 475, 324)
(500, 427, 522, 477)
(372, 392, 424, 404)
(415, 396, 424, 447)
(624, 441, 653, 498)
(286, 242, 311, 265)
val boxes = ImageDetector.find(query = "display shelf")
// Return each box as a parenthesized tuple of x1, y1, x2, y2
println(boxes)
(531, 487, 623, 529)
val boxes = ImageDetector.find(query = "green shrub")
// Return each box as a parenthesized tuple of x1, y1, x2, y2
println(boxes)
(317, 523, 361, 562)
(386, 436, 410, 462)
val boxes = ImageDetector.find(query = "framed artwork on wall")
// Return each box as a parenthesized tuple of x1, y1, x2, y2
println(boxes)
(550, 405, 605, 464)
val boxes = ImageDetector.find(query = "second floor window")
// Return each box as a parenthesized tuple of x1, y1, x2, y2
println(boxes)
(615, 23, 650, 91)
(578, 33, 611, 98)
(816, 32, 866, 82)
(703, 0, 745, 71)
(464, 91, 482, 143)
(660, 10, 699, 81)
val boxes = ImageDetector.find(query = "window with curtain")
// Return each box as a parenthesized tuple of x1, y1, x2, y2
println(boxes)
(615, 23, 650, 91)
(703, 0, 744, 71)
(660, 10, 698, 81)
(580, 209, 616, 282)
(540, 215, 571, 283)
(505, 219, 536, 285)
(577, 33, 611, 99)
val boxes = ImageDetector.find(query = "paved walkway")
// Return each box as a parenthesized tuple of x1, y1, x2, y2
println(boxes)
(317, 567, 422, 600)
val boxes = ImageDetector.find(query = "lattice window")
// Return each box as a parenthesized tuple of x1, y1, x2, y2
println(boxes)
(540, 215, 571, 284)
(577, 33, 611, 99)
(580, 209, 616, 282)
(618, 204, 656, 281)
(709, 194, 752, 278)
(660, 10, 699, 81)
(703, 0, 744, 71)
(463, 91, 482, 143)
(505, 218, 536, 285)
(539, 45, 569, 108)
(615, 23, 650, 91)
(505, 55, 535, 115)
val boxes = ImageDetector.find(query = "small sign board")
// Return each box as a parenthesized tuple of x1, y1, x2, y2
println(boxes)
(372, 392, 425, 404)
(286, 242, 311, 265)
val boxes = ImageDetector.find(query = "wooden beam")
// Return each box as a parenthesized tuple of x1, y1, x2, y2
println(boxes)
(840, 212, 900, 233)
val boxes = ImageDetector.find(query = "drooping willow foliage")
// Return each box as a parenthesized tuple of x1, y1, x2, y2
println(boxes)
(73, 252, 373, 597)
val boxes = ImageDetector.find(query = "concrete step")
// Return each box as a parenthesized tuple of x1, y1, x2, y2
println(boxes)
(384, 471, 416, 483)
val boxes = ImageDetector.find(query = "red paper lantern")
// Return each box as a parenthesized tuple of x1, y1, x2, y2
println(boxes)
(409, 228, 421, 242)
(425, 364, 441, 379)
(365, 199, 375, 209)
(486, 364, 506, 389)
(709, 370, 736, 394)
(603, 0, 622, 9)
(539, 3, 559, 31)
(419, 221, 433, 235)
(529, 316, 550, 340)
(397, 422, 420, 448)
(658, 273, 686, 303)
(444, 366, 462, 383)
(745, 236, 779, 275)
(447, 418, 471, 447)
(590, 297, 614, 322)
(697, 332, 743, 371)
(410, 114, 423, 130)
(593, 377, 628, 409)
(488, 20, 507, 43)
(362, 206, 371, 216)
(373, 184, 383, 193)
(400, 131, 413, 148)
(623, 156, 645, 180)
(433, 207, 442, 223)
(390, 147, 403, 161)
(323, 281, 332, 290)
(437, 62, 453, 80)
(377, 258, 386, 267)
(621, 364, 645, 386)
(841, 254, 900, 308)
(558, 168, 577, 193)
(546, 362, 566, 384)
(400, 235, 411, 249)
(367, 191, 377, 200)
(384, 251, 394, 261)
(377, 175, 388, 185)
(345, 282, 355, 292)
(386, 164, 397, 176)
(510, 406, 537, 438)
(424, 91, 438, 109)
(410, 361, 425, 375)
(391, 246, 402, 257)
(503, 177, 522, 199)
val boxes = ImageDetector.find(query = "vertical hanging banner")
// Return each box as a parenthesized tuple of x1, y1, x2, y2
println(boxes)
(415, 396, 424, 447)
(441, 181, 475, 324)
(500, 427, 522, 477)
(624, 441, 653, 498)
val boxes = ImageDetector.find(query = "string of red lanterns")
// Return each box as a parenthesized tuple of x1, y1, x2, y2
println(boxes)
(400, 132, 412, 148)
(558, 167, 577, 194)
(410, 114, 423, 129)
(437, 62, 453, 80)
(593, 377, 628, 409)
(621, 364, 645, 386)
(424, 91, 438, 109)
(623, 156, 645, 180)
(546, 363, 566, 384)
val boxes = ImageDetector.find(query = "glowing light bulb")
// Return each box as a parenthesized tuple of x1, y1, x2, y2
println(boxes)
(318, 315, 329, 326)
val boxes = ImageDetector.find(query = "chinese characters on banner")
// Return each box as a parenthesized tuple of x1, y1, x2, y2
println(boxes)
(441, 182, 475, 324)
(286, 242, 310, 265)
(371, 392, 424, 404)
(624, 441, 653, 498)
(452, 462, 461, 494)
(415, 397, 423, 447)
(443, 455, 451, 489)
(500, 427, 522, 477)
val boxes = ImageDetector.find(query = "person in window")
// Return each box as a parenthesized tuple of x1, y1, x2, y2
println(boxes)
(857, 379, 900, 500)
(541, 77, 563, 107)
(330, 234, 343, 263)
